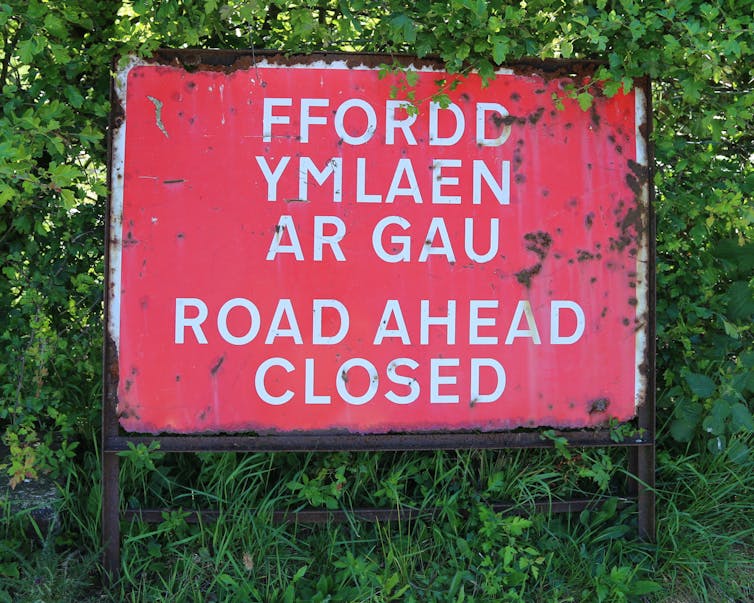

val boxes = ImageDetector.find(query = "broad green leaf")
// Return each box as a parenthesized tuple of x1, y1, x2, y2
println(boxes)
(670, 401, 702, 442)
(730, 403, 754, 432)
(576, 92, 593, 110)
(727, 439, 750, 464)
(49, 163, 82, 188)
(631, 580, 662, 595)
(684, 372, 716, 397)
(492, 40, 508, 64)
(726, 281, 754, 321)
(707, 435, 727, 455)
(60, 188, 76, 210)
(702, 413, 725, 436)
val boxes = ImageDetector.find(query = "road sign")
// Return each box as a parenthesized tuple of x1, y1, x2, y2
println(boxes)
(109, 54, 650, 434)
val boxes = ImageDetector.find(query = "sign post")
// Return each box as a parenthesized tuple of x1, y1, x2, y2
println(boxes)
(104, 50, 654, 575)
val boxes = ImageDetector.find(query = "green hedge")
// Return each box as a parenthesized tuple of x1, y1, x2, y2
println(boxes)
(0, 0, 752, 483)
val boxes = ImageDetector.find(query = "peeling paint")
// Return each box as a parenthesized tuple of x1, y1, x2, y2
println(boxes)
(146, 95, 169, 138)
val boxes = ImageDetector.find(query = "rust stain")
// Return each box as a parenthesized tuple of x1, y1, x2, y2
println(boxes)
(524, 231, 552, 260)
(589, 105, 601, 130)
(528, 107, 545, 125)
(588, 398, 610, 414)
(210, 355, 225, 376)
(515, 263, 542, 288)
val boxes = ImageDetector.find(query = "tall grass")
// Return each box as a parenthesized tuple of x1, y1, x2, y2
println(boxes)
(0, 433, 752, 601)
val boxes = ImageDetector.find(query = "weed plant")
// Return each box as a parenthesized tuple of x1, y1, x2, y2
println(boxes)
(2, 433, 752, 601)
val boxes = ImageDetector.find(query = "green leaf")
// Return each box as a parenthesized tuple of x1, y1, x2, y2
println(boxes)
(727, 439, 750, 464)
(292, 564, 308, 581)
(492, 40, 508, 65)
(685, 372, 716, 397)
(576, 92, 593, 110)
(722, 319, 739, 339)
(702, 412, 725, 436)
(730, 403, 754, 433)
(714, 240, 754, 274)
(65, 85, 85, 109)
(0, 184, 13, 208)
(603, 79, 621, 97)
(44, 13, 67, 37)
(0, 562, 19, 579)
(60, 188, 76, 210)
(670, 401, 702, 442)
(726, 281, 754, 320)
(707, 435, 726, 455)
(631, 580, 662, 595)
(49, 163, 81, 188)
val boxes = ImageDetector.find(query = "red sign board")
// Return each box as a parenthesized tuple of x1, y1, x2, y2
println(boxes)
(109, 55, 650, 434)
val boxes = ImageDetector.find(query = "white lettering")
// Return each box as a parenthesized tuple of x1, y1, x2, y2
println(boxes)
(421, 300, 456, 345)
(464, 217, 499, 263)
(255, 156, 290, 201)
(312, 299, 349, 344)
(265, 299, 303, 344)
(372, 216, 411, 262)
(472, 160, 510, 205)
(385, 101, 417, 145)
(431, 159, 462, 204)
(356, 157, 382, 203)
(300, 98, 329, 143)
(429, 102, 464, 146)
(469, 300, 498, 344)
(550, 300, 586, 344)
(505, 300, 541, 344)
(262, 98, 292, 141)
(374, 300, 411, 344)
(386, 358, 420, 404)
(299, 157, 343, 202)
(419, 217, 456, 262)
(305, 357, 330, 404)
(313, 216, 346, 261)
(470, 358, 506, 403)
(475, 102, 512, 147)
(385, 158, 422, 204)
(255, 358, 294, 405)
(175, 298, 208, 344)
(334, 99, 377, 145)
(217, 298, 260, 345)
(266, 215, 304, 261)
(337, 358, 379, 405)
(430, 358, 460, 403)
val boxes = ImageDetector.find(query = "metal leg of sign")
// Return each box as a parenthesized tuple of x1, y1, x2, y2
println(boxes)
(102, 450, 120, 580)
(627, 445, 655, 542)
(637, 396, 656, 541)
(637, 444, 656, 541)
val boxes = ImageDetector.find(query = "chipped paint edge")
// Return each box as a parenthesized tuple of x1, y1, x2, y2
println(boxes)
(109, 56, 146, 357)
(247, 57, 516, 75)
(120, 53, 516, 76)
(634, 85, 650, 410)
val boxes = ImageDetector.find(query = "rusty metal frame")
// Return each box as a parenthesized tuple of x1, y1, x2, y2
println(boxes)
(102, 49, 655, 578)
